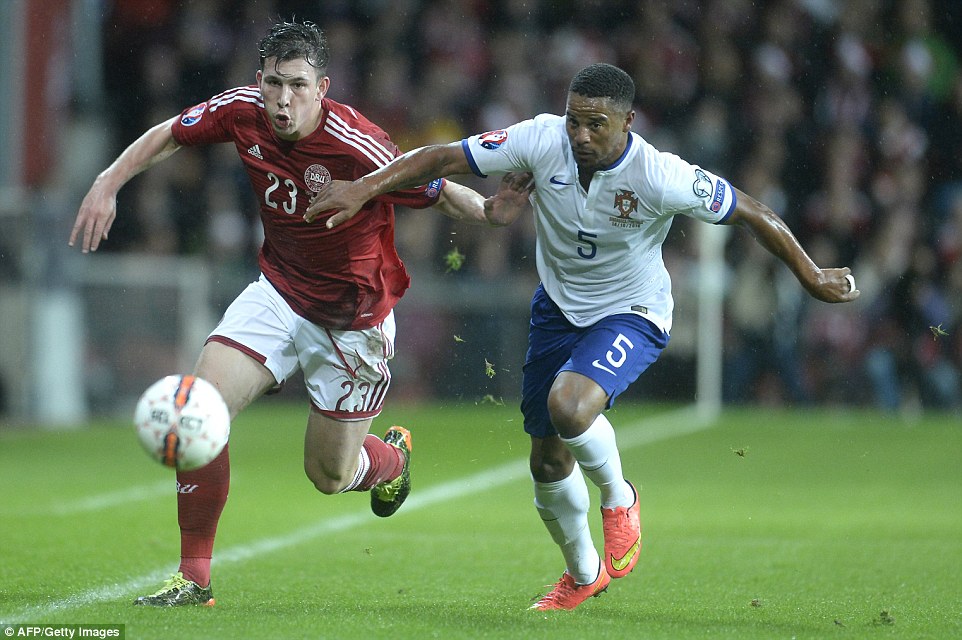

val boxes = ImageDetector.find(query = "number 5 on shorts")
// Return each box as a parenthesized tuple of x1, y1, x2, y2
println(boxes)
(591, 333, 634, 376)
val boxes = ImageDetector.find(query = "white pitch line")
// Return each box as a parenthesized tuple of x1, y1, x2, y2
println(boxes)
(51, 481, 170, 515)
(0, 481, 171, 518)
(0, 405, 712, 624)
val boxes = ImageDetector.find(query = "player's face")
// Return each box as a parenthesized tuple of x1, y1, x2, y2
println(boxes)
(257, 57, 329, 141)
(564, 93, 634, 173)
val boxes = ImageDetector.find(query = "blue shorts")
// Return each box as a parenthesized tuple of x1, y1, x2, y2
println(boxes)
(521, 285, 670, 438)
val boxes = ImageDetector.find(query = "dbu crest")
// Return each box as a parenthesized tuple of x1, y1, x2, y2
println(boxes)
(304, 164, 332, 193)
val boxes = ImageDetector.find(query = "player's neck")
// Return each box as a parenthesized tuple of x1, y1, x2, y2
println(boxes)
(577, 137, 628, 187)
(300, 102, 324, 139)
(578, 170, 594, 190)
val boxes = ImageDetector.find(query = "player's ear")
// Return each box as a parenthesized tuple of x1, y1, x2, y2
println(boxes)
(256, 69, 263, 86)
(316, 76, 330, 101)
(624, 109, 635, 133)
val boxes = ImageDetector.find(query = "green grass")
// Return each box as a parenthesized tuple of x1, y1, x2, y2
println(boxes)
(1, 401, 960, 639)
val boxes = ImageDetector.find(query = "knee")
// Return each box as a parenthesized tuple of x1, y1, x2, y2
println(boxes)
(304, 463, 346, 495)
(529, 438, 575, 483)
(547, 385, 599, 437)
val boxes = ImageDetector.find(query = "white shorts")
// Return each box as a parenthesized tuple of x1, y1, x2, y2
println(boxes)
(208, 275, 395, 421)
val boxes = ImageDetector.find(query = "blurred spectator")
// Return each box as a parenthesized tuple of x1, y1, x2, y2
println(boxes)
(87, 0, 962, 411)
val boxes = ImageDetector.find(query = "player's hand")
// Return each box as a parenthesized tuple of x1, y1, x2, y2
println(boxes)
(805, 267, 860, 303)
(305, 180, 366, 227)
(483, 172, 534, 227)
(68, 184, 117, 253)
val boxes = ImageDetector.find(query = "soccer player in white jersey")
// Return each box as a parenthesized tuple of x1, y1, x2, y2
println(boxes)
(69, 20, 531, 607)
(307, 62, 860, 610)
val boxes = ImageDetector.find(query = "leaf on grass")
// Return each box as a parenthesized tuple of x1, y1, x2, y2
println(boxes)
(444, 247, 465, 272)
(750, 598, 762, 608)
(732, 446, 749, 457)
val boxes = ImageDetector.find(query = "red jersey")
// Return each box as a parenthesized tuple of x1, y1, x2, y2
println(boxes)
(171, 87, 443, 330)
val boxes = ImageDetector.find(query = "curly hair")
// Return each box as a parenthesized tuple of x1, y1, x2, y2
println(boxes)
(568, 63, 635, 111)
(258, 20, 330, 75)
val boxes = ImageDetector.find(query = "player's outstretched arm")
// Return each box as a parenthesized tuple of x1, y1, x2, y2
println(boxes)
(305, 142, 472, 228)
(432, 172, 534, 226)
(431, 181, 486, 224)
(725, 187, 859, 303)
(69, 116, 181, 253)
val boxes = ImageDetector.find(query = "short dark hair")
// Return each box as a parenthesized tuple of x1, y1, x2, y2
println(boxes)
(568, 63, 635, 111)
(258, 20, 330, 75)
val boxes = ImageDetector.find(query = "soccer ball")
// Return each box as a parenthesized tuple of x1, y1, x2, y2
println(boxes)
(134, 375, 230, 471)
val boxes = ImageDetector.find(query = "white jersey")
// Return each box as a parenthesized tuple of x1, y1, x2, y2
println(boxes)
(462, 114, 736, 333)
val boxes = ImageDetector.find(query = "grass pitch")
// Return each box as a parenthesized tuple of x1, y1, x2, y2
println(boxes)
(1, 401, 959, 639)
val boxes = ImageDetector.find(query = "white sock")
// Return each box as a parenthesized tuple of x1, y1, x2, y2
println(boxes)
(562, 414, 633, 509)
(338, 446, 370, 493)
(533, 466, 600, 584)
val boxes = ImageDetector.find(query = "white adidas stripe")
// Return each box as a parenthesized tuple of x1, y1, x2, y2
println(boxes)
(324, 112, 394, 167)
(0, 406, 710, 623)
(211, 86, 261, 102)
(210, 93, 263, 112)
(326, 111, 395, 164)
(209, 87, 263, 112)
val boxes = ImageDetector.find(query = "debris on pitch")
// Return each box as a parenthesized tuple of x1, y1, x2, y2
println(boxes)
(484, 358, 496, 378)
(875, 610, 895, 626)
(930, 323, 948, 340)
(444, 247, 465, 272)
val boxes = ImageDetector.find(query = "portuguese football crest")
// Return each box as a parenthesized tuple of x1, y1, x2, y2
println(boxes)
(610, 189, 643, 229)
(614, 190, 639, 217)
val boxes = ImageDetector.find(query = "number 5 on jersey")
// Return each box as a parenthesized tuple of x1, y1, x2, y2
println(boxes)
(577, 229, 598, 259)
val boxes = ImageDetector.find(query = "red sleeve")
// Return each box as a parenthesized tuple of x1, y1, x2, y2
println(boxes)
(171, 86, 258, 146)
(376, 178, 446, 209)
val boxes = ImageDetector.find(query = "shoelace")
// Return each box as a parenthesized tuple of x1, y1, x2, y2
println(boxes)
(149, 573, 191, 596)
(534, 576, 574, 606)
(605, 507, 637, 538)
(374, 438, 407, 500)
(375, 474, 402, 499)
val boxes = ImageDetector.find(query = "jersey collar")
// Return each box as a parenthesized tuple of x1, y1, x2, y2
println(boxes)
(600, 133, 633, 172)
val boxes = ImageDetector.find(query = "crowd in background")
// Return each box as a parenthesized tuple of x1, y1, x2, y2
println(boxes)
(94, 0, 962, 413)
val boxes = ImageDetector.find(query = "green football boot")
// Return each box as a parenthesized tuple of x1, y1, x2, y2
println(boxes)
(134, 572, 214, 607)
(371, 426, 412, 518)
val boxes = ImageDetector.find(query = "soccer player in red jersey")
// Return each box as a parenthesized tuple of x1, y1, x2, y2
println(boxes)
(69, 19, 531, 606)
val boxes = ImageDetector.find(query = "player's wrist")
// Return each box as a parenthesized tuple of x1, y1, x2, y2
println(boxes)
(355, 174, 387, 203)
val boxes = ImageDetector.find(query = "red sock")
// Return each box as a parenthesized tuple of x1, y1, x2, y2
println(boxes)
(176, 443, 230, 586)
(354, 434, 404, 491)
